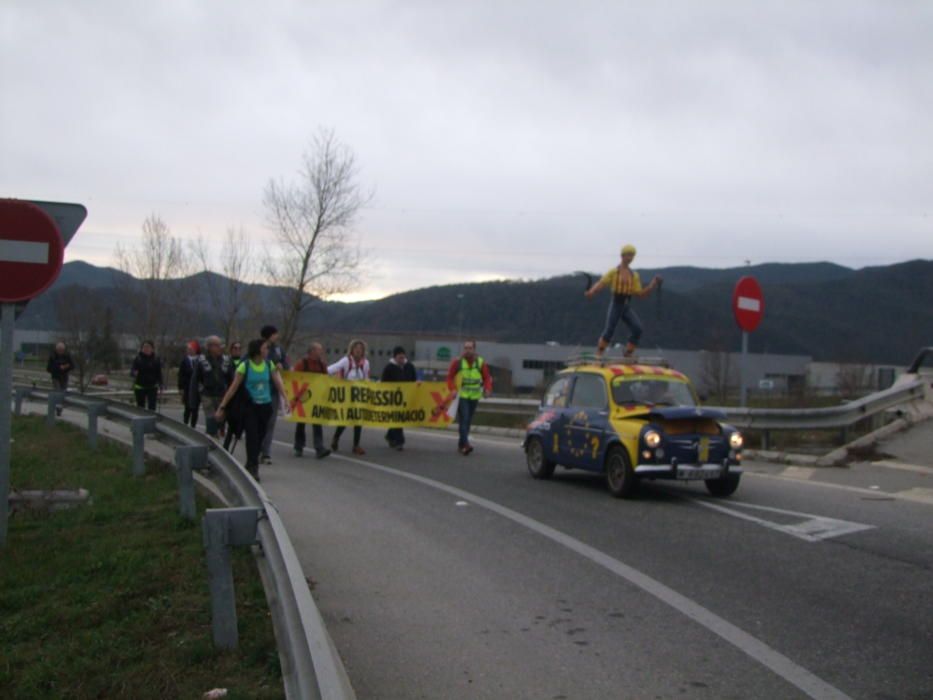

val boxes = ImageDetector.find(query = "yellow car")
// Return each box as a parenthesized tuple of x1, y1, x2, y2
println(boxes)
(522, 360, 743, 498)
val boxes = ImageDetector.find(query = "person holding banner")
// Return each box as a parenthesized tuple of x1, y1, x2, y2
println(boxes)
(292, 342, 332, 459)
(447, 340, 492, 455)
(215, 339, 288, 481)
(328, 339, 370, 455)
(381, 346, 417, 450)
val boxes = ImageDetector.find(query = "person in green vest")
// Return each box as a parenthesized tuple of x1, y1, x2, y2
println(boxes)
(446, 340, 493, 455)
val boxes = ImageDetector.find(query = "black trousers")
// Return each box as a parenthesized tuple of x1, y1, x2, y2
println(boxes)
(385, 427, 405, 446)
(294, 423, 325, 452)
(333, 425, 362, 447)
(183, 402, 199, 428)
(134, 387, 158, 411)
(243, 402, 273, 473)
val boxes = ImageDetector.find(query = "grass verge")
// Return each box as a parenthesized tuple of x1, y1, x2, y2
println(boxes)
(0, 416, 283, 700)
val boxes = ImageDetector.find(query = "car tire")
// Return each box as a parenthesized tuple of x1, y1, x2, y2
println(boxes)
(605, 446, 637, 498)
(705, 473, 741, 497)
(526, 436, 556, 479)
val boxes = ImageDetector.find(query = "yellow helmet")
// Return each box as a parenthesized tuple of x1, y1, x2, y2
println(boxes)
(621, 244, 637, 256)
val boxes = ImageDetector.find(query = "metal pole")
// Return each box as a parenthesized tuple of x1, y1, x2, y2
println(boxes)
(0, 303, 15, 547)
(740, 331, 748, 408)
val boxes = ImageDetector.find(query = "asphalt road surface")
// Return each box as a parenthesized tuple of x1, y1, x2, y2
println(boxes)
(242, 420, 933, 699)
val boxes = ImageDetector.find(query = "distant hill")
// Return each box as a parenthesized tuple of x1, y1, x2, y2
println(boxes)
(18, 259, 933, 365)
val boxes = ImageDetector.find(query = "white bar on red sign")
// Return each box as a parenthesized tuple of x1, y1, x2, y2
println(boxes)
(0, 240, 50, 264)
(737, 296, 761, 312)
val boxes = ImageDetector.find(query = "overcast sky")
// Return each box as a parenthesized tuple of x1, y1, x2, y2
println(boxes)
(3, 1, 931, 300)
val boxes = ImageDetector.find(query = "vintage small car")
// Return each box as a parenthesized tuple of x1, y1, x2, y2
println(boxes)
(523, 360, 743, 498)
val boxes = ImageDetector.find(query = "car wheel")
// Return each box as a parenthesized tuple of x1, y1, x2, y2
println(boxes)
(526, 436, 556, 479)
(705, 474, 741, 497)
(605, 446, 637, 498)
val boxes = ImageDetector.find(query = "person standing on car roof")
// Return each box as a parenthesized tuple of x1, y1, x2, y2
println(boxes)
(46, 341, 74, 416)
(131, 340, 164, 411)
(381, 346, 417, 450)
(292, 342, 332, 459)
(189, 335, 234, 438)
(584, 244, 662, 359)
(259, 325, 289, 465)
(447, 339, 492, 456)
(178, 340, 200, 427)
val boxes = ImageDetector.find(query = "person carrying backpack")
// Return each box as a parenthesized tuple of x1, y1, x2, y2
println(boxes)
(190, 335, 234, 438)
(215, 338, 288, 481)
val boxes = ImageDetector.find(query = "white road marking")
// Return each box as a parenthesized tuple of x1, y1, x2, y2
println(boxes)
(690, 499, 875, 542)
(782, 466, 816, 480)
(308, 446, 853, 700)
(0, 239, 49, 264)
(737, 296, 762, 312)
(871, 460, 933, 476)
(898, 488, 933, 505)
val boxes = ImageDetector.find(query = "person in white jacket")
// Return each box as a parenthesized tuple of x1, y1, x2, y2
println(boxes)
(328, 339, 370, 454)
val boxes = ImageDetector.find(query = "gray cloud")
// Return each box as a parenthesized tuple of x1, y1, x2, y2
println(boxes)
(2, 1, 931, 297)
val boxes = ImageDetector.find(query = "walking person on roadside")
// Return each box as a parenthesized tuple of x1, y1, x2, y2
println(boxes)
(178, 340, 200, 427)
(447, 339, 493, 455)
(130, 340, 164, 411)
(214, 338, 288, 481)
(190, 335, 234, 438)
(259, 325, 288, 465)
(46, 341, 74, 416)
(292, 342, 332, 459)
(381, 346, 417, 450)
(222, 340, 245, 451)
(328, 339, 370, 455)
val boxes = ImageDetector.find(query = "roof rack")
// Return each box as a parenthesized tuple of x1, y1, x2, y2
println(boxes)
(565, 353, 670, 368)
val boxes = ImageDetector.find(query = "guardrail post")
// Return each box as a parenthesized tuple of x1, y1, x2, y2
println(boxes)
(85, 403, 107, 449)
(46, 391, 66, 425)
(13, 387, 31, 417)
(202, 507, 261, 649)
(129, 417, 158, 476)
(760, 430, 771, 451)
(175, 445, 209, 520)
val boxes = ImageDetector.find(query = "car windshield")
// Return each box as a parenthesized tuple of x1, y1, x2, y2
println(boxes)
(610, 377, 696, 408)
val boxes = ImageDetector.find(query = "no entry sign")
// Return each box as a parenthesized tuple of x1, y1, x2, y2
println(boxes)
(732, 276, 764, 333)
(0, 199, 65, 302)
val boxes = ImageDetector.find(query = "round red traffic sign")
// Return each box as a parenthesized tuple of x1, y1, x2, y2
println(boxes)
(0, 199, 65, 303)
(732, 275, 764, 333)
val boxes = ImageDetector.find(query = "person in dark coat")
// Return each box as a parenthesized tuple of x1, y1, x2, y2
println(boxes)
(381, 346, 417, 450)
(130, 341, 164, 411)
(178, 340, 200, 427)
(292, 342, 331, 459)
(46, 341, 74, 416)
(190, 335, 234, 438)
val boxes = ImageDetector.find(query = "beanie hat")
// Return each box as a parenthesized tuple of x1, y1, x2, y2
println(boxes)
(260, 325, 277, 340)
(392, 346, 406, 357)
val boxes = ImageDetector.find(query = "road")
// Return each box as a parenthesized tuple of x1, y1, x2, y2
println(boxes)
(247, 419, 933, 700)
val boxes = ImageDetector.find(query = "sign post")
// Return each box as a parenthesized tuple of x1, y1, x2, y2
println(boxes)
(0, 199, 85, 547)
(732, 276, 765, 408)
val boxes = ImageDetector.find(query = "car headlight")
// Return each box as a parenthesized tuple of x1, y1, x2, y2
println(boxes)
(644, 430, 662, 448)
(729, 432, 744, 449)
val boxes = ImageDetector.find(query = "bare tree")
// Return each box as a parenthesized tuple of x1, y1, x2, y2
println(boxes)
(699, 348, 735, 404)
(836, 363, 871, 399)
(114, 214, 192, 350)
(52, 287, 111, 392)
(263, 128, 368, 350)
(191, 227, 258, 344)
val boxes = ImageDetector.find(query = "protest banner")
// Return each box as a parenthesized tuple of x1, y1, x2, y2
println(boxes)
(281, 371, 459, 428)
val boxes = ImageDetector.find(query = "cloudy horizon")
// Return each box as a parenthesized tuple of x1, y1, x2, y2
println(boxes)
(3, 1, 931, 301)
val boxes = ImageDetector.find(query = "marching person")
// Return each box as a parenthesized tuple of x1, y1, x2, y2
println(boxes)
(328, 339, 370, 455)
(130, 340, 164, 411)
(381, 345, 417, 450)
(214, 338, 288, 481)
(259, 325, 288, 465)
(222, 340, 245, 451)
(190, 335, 234, 438)
(178, 340, 200, 427)
(229, 340, 243, 366)
(584, 244, 662, 359)
(446, 339, 492, 455)
(291, 342, 331, 459)
(46, 341, 74, 416)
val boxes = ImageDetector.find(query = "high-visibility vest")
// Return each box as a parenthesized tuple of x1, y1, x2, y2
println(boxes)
(459, 357, 485, 400)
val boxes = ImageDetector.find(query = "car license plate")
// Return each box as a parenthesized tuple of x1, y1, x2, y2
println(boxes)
(678, 466, 720, 480)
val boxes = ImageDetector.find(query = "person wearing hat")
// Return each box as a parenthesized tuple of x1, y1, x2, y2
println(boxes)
(380, 346, 418, 450)
(585, 244, 662, 358)
(259, 325, 289, 464)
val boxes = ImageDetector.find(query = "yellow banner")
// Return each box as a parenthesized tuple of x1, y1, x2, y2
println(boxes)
(281, 371, 459, 428)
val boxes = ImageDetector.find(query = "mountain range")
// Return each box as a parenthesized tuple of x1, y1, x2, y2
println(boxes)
(18, 259, 933, 365)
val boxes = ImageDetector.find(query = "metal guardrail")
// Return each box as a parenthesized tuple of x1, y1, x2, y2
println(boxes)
(14, 386, 355, 700)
